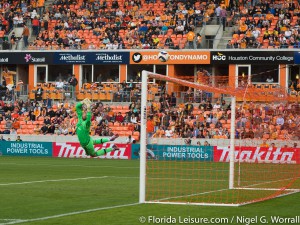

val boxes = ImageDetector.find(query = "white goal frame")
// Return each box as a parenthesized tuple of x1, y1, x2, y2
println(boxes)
(138, 70, 300, 206)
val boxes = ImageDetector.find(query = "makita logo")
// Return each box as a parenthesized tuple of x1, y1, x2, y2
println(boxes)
(60, 54, 86, 61)
(212, 52, 226, 61)
(54, 143, 129, 159)
(216, 147, 297, 164)
(96, 54, 122, 61)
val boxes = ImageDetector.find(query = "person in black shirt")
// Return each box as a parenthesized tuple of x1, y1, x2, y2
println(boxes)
(68, 74, 78, 100)
(47, 123, 55, 134)
(40, 124, 48, 135)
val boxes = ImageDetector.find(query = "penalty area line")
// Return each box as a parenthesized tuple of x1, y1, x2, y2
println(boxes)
(0, 202, 140, 225)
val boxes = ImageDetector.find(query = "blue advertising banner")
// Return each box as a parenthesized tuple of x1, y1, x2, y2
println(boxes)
(53, 52, 130, 64)
(294, 52, 300, 64)
(131, 144, 213, 161)
(0, 142, 52, 156)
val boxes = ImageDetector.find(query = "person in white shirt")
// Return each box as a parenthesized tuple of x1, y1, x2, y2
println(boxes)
(276, 115, 284, 126)
(130, 115, 137, 124)
(284, 29, 292, 38)
(215, 6, 222, 24)
(64, 21, 69, 29)
(112, 41, 119, 49)
(55, 79, 64, 89)
(213, 101, 221, 109)
(106, 41, 113, 50)
(125, 135, 135, 144)
(31, 9, 38, 19)
(165, 128, 173, 138)
(175, 23, 185, 34)
(116, 9, 123, 17)
(266, 75, 274, 83)
(252, 29, 261, 39)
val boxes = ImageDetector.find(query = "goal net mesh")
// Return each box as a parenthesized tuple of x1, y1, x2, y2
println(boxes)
(141, 71, 300, 206)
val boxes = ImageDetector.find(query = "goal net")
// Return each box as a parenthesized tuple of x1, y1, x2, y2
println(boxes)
(139, 70, 300, 206)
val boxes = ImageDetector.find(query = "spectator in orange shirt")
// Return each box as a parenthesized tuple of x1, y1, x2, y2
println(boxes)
(12, 118, 20, 130)
(186, 29, 196, 49)
(260, 140, 269, 147)
(146, 117, 155, 139)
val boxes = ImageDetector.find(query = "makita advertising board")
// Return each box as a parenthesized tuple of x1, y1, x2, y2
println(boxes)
(53, 142, 131, 159)
(131, 144, 214, 161)
(214, 146, 300, 164)
(0, 141, 52, 156)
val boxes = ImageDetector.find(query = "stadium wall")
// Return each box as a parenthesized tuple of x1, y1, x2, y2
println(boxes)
(1, 140, 299, 164)
(0, 50, 298, 96)
(2, 134, 299, 147)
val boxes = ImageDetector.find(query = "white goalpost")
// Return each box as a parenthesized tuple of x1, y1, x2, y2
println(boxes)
(139, 70, 148, 204)
(139, 70, 300, 206)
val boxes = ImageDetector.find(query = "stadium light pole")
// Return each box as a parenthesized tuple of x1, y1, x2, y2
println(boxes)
(139, 70, 147, 203)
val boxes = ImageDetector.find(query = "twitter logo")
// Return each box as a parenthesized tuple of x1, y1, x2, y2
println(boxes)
(132, 53, 142, 63)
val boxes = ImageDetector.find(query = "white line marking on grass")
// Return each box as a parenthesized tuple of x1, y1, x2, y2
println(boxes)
(156, 188, 229, 202)
(0, 202, 140, 225)
(0, 176, 108, 186)
(240, 177, 295, 189)
(0, 162, 139, 169)
(108, 176, 228, 182)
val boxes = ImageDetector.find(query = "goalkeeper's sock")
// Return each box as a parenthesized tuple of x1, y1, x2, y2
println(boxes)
(93, 138, 110, 145)
(95, 148, 113, 156)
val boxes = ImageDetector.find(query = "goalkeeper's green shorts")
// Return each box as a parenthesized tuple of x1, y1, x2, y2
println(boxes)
(82, 138, 96, 156)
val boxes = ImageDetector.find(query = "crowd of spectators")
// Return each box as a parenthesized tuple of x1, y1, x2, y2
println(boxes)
(226, 0, 300, 49)
(25, 0, 209, 50)
(0, 84, 299, 144)
(2, 0, 300, 49)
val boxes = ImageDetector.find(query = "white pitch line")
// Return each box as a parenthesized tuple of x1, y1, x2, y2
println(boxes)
(239, 177, 296, 189)
(0, 162, 139, 169)
(0, 176, 108, 186)
(0, 202, 140, 225)
(156, 188, 229, 202)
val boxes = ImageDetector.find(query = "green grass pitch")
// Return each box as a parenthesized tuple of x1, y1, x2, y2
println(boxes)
(0, 157, 299, 225)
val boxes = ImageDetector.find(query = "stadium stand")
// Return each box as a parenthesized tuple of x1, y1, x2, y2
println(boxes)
(0, 83, 300, 142)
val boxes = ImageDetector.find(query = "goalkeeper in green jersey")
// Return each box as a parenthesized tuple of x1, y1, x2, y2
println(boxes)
(76, 98, 119, 157)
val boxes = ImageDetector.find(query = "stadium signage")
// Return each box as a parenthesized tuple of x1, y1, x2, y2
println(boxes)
(55, 53, 88, 64)
(0, 58, 8, 62)
(53, 142, 131, 159)
(211, 51, 294, 64)
(131, 144, 214, 161)
(54, 52, 129, 64)
(214, 146, 300, 164)
(0, 142, 52, 156)
(293, 52, 300, 64)
(0, 52, 53, 64)
(130, 51, 211, 64)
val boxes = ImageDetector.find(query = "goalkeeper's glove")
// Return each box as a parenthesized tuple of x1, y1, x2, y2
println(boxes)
(82, 98, 92, 111)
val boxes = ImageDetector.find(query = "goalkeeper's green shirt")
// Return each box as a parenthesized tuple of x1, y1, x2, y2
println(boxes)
(76, 102, 91, 147)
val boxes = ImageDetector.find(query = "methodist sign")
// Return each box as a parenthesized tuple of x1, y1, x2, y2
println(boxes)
(53, 52, 129, 64)
(211, 51, 294, 64)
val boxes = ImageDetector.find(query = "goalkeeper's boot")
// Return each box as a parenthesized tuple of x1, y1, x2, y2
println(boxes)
(110, 134, 119, 141)
(112, 144, 120, 151)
